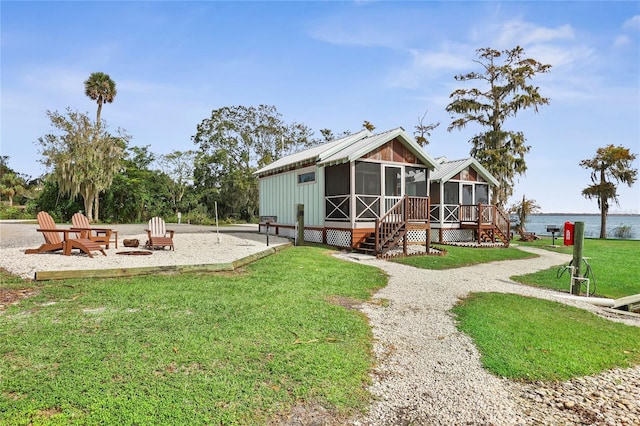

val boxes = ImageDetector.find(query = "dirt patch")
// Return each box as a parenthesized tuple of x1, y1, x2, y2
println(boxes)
(0, 287, 40, 311)
(325, 295, 360, 310)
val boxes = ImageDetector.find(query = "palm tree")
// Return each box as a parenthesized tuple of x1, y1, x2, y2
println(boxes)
(84, 72, 117, 125)
(0, 171, 26, 206)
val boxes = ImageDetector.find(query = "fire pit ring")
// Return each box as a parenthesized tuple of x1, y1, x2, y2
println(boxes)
(116, 251, 153, 256)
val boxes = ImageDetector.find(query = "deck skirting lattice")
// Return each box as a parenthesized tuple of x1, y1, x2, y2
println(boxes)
(433, 228, 474, 243)
(326, 229, 351, 247)
(303, 229, 323, 244)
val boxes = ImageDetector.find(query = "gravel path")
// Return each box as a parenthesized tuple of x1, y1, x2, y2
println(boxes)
(336, 247, 640, 426)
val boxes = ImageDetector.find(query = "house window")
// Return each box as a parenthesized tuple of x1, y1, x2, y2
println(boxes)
(297, 171, 316, 184)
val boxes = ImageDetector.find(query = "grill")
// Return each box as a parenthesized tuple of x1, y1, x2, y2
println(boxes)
(546, 225, 561, 245)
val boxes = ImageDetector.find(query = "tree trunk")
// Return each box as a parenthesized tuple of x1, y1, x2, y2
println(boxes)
(94, 193, 100, 222)
(96, 102, 103, 127)
(600, 206, 607, 239)
(599, 168, 607, 239)
(83, 194, 94, 223)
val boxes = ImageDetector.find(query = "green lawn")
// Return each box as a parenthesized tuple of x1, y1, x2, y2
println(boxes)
(2, 239, 638, 424)
(452, 292, 640, 381)
(0, 247, 386, 425)
(393, 244, 537, 269)
(511, 238, 640, 299)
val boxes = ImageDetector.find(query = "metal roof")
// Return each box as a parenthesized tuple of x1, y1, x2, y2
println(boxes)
(254, 130, 371, 176)
(430, 157, 499, 186)
(255, 127, 440, 177)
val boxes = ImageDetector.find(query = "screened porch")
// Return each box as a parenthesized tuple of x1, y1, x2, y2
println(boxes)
(324, 161, 430, 223)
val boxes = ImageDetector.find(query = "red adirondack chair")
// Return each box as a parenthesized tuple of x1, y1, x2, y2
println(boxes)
(145, 217, 175, 250)
(71, 212, 115, 248)
(25, 212, 107, 257)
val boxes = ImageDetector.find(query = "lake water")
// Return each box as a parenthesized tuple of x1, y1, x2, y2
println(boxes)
(522, 214, 640, 240)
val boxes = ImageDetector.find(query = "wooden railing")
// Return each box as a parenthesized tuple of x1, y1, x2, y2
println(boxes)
(407, 196, 430, 221)
(375, 197, 406, 254)
(326, 194, 430, 223)
(374, 196, 429, 255)
(460, 204, 495, 223)
(494, 207, 510, 243)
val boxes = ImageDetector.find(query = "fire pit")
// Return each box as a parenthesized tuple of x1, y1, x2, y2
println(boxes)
(116, 251, 152, 256)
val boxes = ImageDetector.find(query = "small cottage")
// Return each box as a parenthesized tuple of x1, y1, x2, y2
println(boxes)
(429, 157, 510, 246)
(255, 128, 440, 256)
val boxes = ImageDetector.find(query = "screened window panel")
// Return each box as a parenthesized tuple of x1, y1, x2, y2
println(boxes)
(355, 161, 381, 195)
(444, 182, 459, 204)
(325, 163, 350, 196)
(462, 184, 473, 204)
(475, 184, 489, 204)
(405, 166, 427, 197)
(385, 167, 401, 196)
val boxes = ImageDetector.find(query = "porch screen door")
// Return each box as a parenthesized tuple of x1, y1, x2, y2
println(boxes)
(383, 166, 403, 214)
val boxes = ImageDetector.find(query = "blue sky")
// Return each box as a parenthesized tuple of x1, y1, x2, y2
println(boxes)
(2, 1, 639, 214)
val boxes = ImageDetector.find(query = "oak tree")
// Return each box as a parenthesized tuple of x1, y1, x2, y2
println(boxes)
(37, 108, 129, 221)
(192, 105, 314, 220)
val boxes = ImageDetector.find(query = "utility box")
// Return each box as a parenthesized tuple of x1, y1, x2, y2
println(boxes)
(563, 222, 574, 246)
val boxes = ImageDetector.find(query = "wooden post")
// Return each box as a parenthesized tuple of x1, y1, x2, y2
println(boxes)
(296, 204, 305, 246)
(425, 197, 431, 254)
(571, 221, 585, 295)
(403, 196, 408, 256)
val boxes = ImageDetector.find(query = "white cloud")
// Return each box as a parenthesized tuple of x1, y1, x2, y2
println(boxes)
(492, 20, 575, 48)
(613, 35, 631, 47)
(308, 17, 408, 49)
(622, 15, 640, 31)
(385, 47, 473, 89)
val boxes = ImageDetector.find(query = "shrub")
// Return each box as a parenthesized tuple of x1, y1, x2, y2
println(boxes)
(612, 225, 634, 239)
(0, 204, 32, 220)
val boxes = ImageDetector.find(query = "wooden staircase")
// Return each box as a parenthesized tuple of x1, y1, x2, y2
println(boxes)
(358, 224, 407, 257)
(459, 204, 511, 247)
(357, 196, 412, 258)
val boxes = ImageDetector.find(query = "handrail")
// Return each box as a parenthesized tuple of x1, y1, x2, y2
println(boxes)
(375, 196, 406, 254)
(495, 207, 510, 243)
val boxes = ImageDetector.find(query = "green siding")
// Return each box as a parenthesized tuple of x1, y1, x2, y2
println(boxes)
(258, 167, 324, 226)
